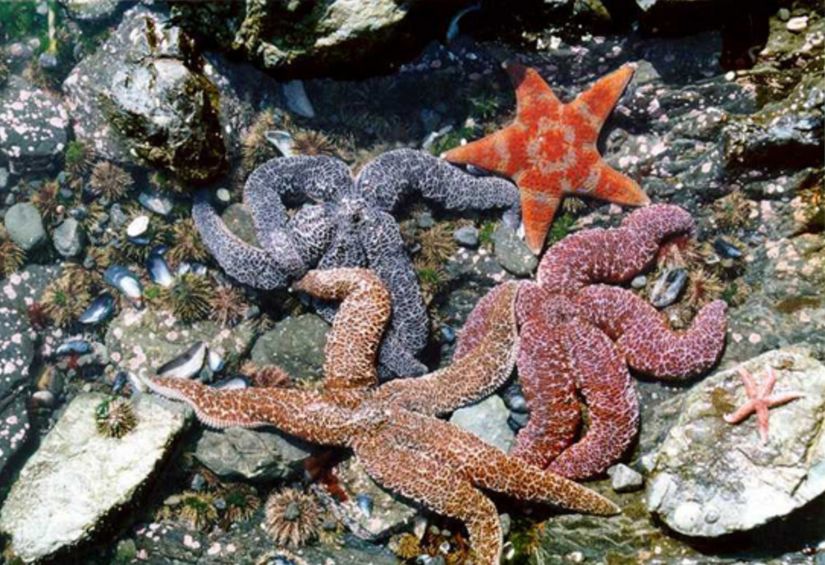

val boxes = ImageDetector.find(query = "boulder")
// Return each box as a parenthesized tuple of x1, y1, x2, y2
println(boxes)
(62, 7, 227, 183)
(194, 427, 313, 482)
(250, 314, 329, 380)
(0, 300, 34, 479)
(0, 76, 69, 174)
(647, 346, 825, 537)
(0, 393, 191, 562)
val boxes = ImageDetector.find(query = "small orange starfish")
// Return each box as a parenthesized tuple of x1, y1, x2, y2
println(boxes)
(723, 366, 804, 444)
(444, 62, 650, 254)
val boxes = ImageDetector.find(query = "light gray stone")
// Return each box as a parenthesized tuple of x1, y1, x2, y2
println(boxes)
(4, 202, 46, 251)
(493, 224, 537, 276)
(450, 394, 515, 453)
(0, 393, 191, 562)
(53, 217, 85, 257)
(608, 463, 644, 493)
(647, 346, 825, 537)
(453, 225, 479, 248)
(250, 314, 329, 380)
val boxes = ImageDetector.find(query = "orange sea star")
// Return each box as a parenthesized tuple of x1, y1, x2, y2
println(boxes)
(443, 62, 650, 254)
(144, 268, 618, 563)
(724, 365, 804, 444)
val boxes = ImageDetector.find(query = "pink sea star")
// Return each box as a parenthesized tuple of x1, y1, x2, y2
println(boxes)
(144, 268, 618, 564)
(723, 365, 804, 444)
(455, 204, 728, 480)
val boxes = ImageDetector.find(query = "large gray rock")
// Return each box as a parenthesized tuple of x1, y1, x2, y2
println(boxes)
(194, 426, 313, 482)
(449, 394, 515, 453)
(316, 457, 418, 541)
(4, 203, 46, 251)
(0, 393, 191, 563)
(647, 346, 825, 537)
(0, 298, 34, 478)
(105, 307, 257, 380)
(0, 76, 69, 174)
(62, 7, 227, 183)
(250, 314, 329, 380)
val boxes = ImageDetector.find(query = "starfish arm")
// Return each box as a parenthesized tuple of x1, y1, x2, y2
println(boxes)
(738, 368, 759, 399)
(354, 432, 503, 565)
(390, 410, 620, 516)
(723, 401, 756, 424)
(544, 320, 639, 480)
(509, 286, 581, 467)
(516, 173, 564, 255)
(767, 392, 806, 407)
(143, 377, 359, 445)
(359, 209, 429, 378)
(192, 192, 292, 289)
(442, 126, 526, 179)
(755, 405, 771, 444)
(375, 281, 519, 415)
(587, 161, 649, 208)
(504, 62, 563, 120)
(570, 64, 636, 130)
(538, 203, 695, 291)
(294, 268, 390, 390)
(577, 286, 727, 380)
(357, 148, 519, 213)
(760, 366, 777, 397)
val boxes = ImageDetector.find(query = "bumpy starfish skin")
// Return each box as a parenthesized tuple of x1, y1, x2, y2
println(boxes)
(146, 268, 617, 564)
(195, 149, 518, 378)
(724, 366, 804, 444)
(455, 204, 728, 479)
(444, 63, 649, 254)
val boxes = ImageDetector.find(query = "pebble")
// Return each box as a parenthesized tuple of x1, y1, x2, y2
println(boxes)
(453, 225, 479, 248)
(777, 8, 790, 21)
(786, 16, 808, 32)
(282, 80, 315, 118)
(608, 463, 644, 493)
(216, 188, 231, 203)
(0, 167, 8, 191)
(138, 190, 173, 216)
(4, 202, 46, 250)
(53, 218, 85, 258)
(126, 215, 150, 238)
(631, 275, 647, 289)
(416, 211, 435, 229)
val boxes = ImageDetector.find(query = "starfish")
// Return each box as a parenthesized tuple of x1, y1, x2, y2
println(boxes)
(723, 366, 804, 444)
(443, 62, 650, 254)
(454, 204, 728, 479)
(194, 149, 518, 378)
(144, 268, 618, 564)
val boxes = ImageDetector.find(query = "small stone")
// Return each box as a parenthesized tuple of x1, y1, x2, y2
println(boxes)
(216, 188, 231, 203)
(493, 224, 538, 276)
(416, 211, 435, 229)
(630, 275, 647, 289)
(608, 463, 644, 493)
(4, 202, 46, 251)
(450, 395, 514, 452)
(126, 215, 150, 238)
(53, 218, 85, 257)
(786, 16, 808, 32)
(777, 8, 790, 21)
(453, 225, 479, 248)
(0, 168, 9, 190)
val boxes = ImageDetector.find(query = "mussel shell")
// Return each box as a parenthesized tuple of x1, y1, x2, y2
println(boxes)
(78, 293, 115, 325)
(104, 266, 143, 300)
(156, 342, 207, 379)
(650, 268, 688, 308)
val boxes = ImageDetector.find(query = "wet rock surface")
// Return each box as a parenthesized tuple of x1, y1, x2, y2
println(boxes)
(250, 314, 329, 380)
(0, 393, 191, 563)
(194, 427, 314, 482)
(449, 394, 515, 452)
(647, 346, 825, 537)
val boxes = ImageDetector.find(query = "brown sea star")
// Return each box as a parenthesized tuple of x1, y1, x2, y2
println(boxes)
(723, 365, 804, 444)
(455, 204, 728, 480)
(443, 62, 650, 254)
(144, 268, 618, 564)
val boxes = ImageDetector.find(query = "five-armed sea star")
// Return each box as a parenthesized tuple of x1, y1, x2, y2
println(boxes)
(723, 365, 804, 444)
(455, 204, 728, 480)
(144, 268, 618, 564)
(194, 149, 518, 378)
(443, 62, 650, 254)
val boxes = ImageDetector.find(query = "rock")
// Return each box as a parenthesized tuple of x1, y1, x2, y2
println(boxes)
(53, 217, 85, 257)
(221, 203, 259, 246)
(282, 80, 315, 118)
(607, 463, 644, 493)
(493, 224, 537, 276)
(4, 202, 46, 251)
(194, 427, 313, 482)
(453, 225, 479, 248)
(59, 0, 120, 21)
(786, 16, 808, 32)
(62, 7, 227, 183)
(250, 314, 329, 380)
(647, 346, 825, 537)
(317, 457, 417, 541)
(450, 394, 515, 453)
(0, 167, 9, 190)
(171, 0, 474, 76)
(0, 393, 191, 562)
(105, 307, 257, 380)
(0, 77, 69, 174)
(0, 302, 34, 478)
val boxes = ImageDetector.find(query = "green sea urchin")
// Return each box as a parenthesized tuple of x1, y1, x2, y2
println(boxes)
(167, 218, 210, 267)
(89, 161, 133, 201)
(264, 488, 321, 548)
(209, 284, 248, 327)
(41, 275, 91, 327)
(161, 272, 213, 323)
(95, 397, 137, 439)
